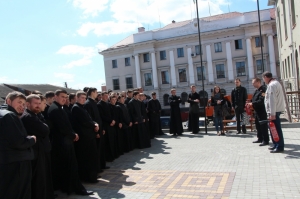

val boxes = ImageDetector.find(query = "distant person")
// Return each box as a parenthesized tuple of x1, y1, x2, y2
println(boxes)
(42, 91, 55, 119)
(188, 85, 200, 134)
(211, 86, 225, 136)
(231, 78, 247, 134)
(168, 89, 183, 136)
(125, 90, 133, 105)
(147, 92, 162, 138)
(68, 93, 76, 110)
(21, 94, 54, 199)
(262, 71, 285, 153)
(0, 91, 36, 199)
(248, 78, 269, 146)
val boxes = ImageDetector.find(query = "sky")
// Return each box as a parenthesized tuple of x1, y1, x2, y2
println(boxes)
(0, 0, 273, 91)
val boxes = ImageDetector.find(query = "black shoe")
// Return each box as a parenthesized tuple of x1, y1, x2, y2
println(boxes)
(75, 190, 94, 196)
(253, 140, 262, 143)
(270, 148, 284, 153)
(268, 146, 276, 150)
(237, 131, 241, 134)
(259, 142, 269, 146)
(242, 131, 246, 134)
(221, 133, 225, 136)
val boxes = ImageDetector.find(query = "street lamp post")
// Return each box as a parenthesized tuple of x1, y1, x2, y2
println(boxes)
(194, 0, 207, 134)
(257, 0, 265, 73)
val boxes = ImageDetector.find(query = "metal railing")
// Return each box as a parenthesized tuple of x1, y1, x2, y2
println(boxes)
(286, 91, 300, 122)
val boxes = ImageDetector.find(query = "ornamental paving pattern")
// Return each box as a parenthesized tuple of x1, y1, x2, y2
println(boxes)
(57, 126, 300, 199)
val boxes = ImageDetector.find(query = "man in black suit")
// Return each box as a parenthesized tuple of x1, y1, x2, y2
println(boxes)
(48, 89, 93, 196)
(21, 94, 54, 199)
(188, 85, 200, 134)
(0, 91, 36, 199)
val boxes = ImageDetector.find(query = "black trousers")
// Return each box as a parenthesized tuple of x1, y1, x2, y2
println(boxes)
(189, 112, 199, 134)
(0, 160, 32, 199)
(254, 111, 269, 142)
(235, 108, 246, 133)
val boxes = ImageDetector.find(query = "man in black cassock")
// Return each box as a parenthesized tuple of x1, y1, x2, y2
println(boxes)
(48, 89, 93, 196)
(21, 94, 54, 199)
(125, 90, 133, 105)
(147, 92, 162, 138)
(117, 95, 133, 152)
(0, 91, 36, 199)
(188, 85, 200, 134)
(97, 92, 116, 162)
(68, 93, 76, 110)
(168, 89, 183, 136)
(84, 88, 109, 172)
(128, 91, 147, 149)
(42, 91, 55, 120)
(71, 91, 99, 183)
(139, 93, 151, 147)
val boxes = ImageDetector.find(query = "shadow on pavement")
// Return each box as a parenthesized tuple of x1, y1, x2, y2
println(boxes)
(284, 143, 300, 159)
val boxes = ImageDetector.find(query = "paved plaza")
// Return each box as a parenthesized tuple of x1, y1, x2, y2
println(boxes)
(58, 124, 300, 199)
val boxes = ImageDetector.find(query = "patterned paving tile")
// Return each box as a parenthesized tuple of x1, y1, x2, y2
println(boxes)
(88, 170, 235, 199)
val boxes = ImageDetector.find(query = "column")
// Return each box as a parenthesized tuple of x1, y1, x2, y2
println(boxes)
(187, 47, 195, 84)
(151, 52, 158, 88)
(206, 45, 214, 82)
(226, 42, 234, 81)
(246, 37, 254, 79)
(134, 54, 141, 88)
(268, 34, 277, 77)
(169, 50, 177, 87)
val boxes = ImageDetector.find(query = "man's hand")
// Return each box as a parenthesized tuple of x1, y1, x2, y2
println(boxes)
(194, 99, 199, 103)
(231, 107, 235, 111)
(74, 133, 79, 142)
(268, 115, 276, 120)
(129, 122, 132, 127)
(103, 130, 105, 135)
(96, 134, 100, 138)
(119, 123, 122, 129)
(94, 124, 99, 132)
(134, 122, 138, 124)
(143, 119, 145, 123)
(28, 135, 36, 143)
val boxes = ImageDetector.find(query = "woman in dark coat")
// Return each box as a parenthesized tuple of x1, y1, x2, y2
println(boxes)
(211, 86, 225, 136)
(168, 89, 183, 136)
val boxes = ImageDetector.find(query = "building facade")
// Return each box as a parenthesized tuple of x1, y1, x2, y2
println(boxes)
(268, 0, 299, 91)
(100, 9, 279, 109)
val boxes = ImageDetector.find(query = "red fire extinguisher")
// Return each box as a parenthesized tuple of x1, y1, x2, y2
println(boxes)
(245, 103, 252, 116)
(269, 121, 280, 142)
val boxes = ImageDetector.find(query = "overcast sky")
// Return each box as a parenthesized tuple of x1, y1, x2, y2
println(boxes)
(0, 0, 273, 91)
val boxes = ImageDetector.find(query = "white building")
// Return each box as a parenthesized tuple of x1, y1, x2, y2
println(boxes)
(268, 0, 299, 91)
(99, 9, 279, 109)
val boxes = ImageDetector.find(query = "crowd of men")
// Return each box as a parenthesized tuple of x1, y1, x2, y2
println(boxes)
(0, 71, 285, 199)
(0, 87, 164, 199)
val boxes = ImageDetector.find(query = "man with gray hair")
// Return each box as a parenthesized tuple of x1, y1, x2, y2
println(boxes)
(0, 91, 36, 199)
(262, 71, 285, 153)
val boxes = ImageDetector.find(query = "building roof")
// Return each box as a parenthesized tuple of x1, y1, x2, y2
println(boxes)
(102, 9, 275, 53)
(4, 84, 79, 94)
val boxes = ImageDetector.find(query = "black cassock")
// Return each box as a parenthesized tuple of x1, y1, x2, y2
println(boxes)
(147, 99, 162, 138)
(109, 103, 123, 157)
(97, 100, 116, 161)
(188, 92, 200, 134)
(21, 109, 54, 199)
(84, 97, 106, 171)
(141, 102, 151, 147)
(168, 95, 183, 135)
(48, 101, 85, 194)
(0, 105, 35, 199)
(128, 99, 149, 149)
(117, 103, 133, 152)
(71, 103, 98, 183)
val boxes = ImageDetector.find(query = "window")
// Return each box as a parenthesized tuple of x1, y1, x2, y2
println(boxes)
(214, 42, 222, 52)
(125, 77, 133, 89)
(160, 50, 166, 60)
(195, 45, 202, 55)
(255, 37, 263, 47)
(282, 0, 288, 38)
(291, 0, 296, 26)
(177, 48, 184, 57)
(235, 39, 243, 50)
(144, 73, 152, 86)
(112, 79, 120, 90)
(236, 61, 246, 76)
(112, 60, 117, 68)
(163, 94, 170, 106)
(161, 71, 170, 84)
(125, 57, 130, 66)
(143, 53, 150, 62)
(178, 68, 187, 82)
(277, 10, 283, 46)
(216, 64, 225, 78)
(196, 66, 206, 80)
(256, 59, 266, 74)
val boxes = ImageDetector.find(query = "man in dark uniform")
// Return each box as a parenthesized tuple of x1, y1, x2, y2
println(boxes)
(42, 91, 55, 120)
(168, 89, 183, 136)
(68, 93, 76, 110)
(0, 91, 36, 199)
(188, 85, 200, 134)
(21, 94, 54, 199)
(125, 90, 133, 105)
(147, 92, 162, 138)
(48, 89, 93, 195)
(231, 78, 248, 134)
(248, 78, 269, 146)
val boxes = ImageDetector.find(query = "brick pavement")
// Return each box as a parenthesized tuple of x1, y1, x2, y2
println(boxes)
(57, 126, 300, 199)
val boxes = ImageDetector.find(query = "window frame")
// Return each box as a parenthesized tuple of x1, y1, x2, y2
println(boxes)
(216, 64, 225, 79)
(112, 78, 120, 90)
(125, 57, 131, 66)
(236, 61, 246, 76)
(125, 77, 133, 89)
(144, 73, 153, 86)
(196, 66, 206, 81)
(112, 59, 118, 68)
(160, 50, 166, 60)
(195, 45, 202, 55)
(143, 53, 150, 62)
(178, 68, 187, 82)
(234, 39, 243, 50)
(161, 70, 170, 84)
(177, 48, 184, 58)
(214, 42, 222, 53)
(256, 59, 266, 75)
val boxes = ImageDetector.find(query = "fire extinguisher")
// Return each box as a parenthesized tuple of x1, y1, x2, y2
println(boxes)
(245, 103, 252, 116)
(259, 120, 280, 142)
